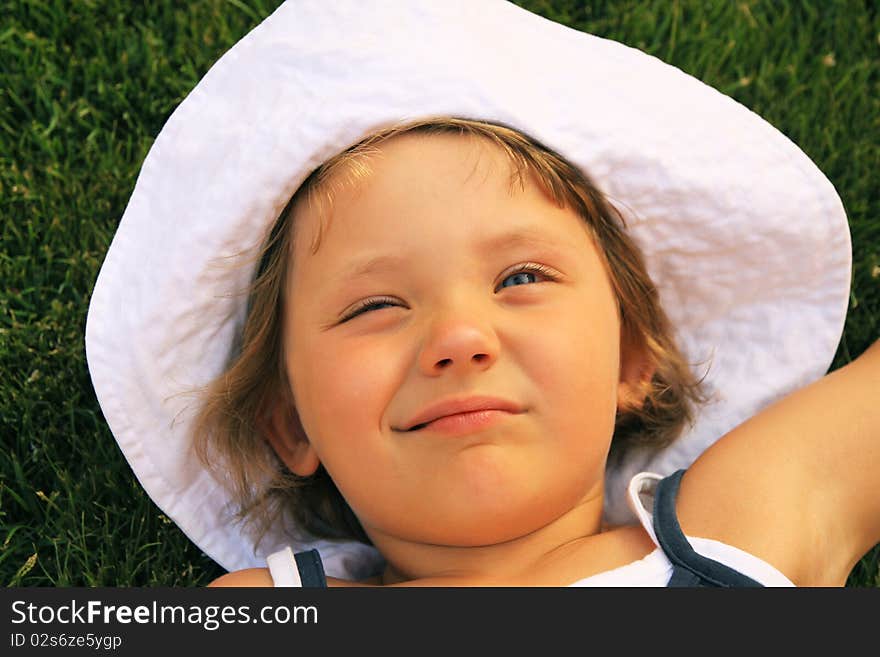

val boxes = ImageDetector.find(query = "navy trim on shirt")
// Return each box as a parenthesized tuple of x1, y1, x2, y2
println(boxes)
(293, 548, 328, 588)
(654, 469, 763, 587)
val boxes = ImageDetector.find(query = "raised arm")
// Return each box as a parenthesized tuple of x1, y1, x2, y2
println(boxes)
(675, 338, 880, 586)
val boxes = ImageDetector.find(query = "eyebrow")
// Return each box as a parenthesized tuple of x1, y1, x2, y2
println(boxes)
(338, 228, 568, 282)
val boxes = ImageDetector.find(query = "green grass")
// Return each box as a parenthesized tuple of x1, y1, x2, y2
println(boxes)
(2, 0, 878, 587)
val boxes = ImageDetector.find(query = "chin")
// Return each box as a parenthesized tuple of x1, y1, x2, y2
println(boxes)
(416, 493, 579, 547)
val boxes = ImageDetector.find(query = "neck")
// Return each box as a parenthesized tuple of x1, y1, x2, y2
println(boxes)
(366, 484, 606, 586)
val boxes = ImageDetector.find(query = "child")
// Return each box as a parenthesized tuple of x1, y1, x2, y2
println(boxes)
(84, 1, 877, 586)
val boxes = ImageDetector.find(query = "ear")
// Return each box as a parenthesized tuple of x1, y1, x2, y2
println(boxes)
(617, 326, 656, 413)
(258, 395, 321, 477)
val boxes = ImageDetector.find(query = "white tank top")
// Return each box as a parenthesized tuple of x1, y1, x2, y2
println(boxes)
(266, 471, 795, 587)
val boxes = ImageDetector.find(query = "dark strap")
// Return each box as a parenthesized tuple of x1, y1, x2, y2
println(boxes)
(654, 469, 763, 587)
(293, 548, 328, 588)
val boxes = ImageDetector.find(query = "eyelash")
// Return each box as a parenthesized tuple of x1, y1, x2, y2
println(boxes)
(339, 262, 559, 322)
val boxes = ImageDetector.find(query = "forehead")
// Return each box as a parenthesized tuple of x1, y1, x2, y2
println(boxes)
(292, 134, 521, 242)
(288, 133, 594, 280)
(292, 133, 584, 245)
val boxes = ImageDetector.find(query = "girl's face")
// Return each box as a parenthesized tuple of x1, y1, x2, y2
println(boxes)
(280, 134, 634, 549)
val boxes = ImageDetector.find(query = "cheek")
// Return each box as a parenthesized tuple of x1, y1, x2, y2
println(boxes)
(288, 332, 402, 451)
(523, 298, 621, 443)
(287, 332, 413, 528)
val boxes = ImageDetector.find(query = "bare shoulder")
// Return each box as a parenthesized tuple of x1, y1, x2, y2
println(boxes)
(676, 339, 880, 587)
(208, 568, 275, 587)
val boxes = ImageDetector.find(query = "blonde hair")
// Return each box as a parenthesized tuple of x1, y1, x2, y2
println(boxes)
(189, 116, 712, 548)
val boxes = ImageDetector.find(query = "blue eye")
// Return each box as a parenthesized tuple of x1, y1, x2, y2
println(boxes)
(501, 271, 537, 287)
(498, 263, 557, 290)
(501, 272, 536, 288)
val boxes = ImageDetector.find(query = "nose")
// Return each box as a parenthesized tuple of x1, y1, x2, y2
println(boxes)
(417, 307, 500, 376)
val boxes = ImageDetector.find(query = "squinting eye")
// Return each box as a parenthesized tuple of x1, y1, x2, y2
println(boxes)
(340, 296, 399, 322)
(497, 263, 558, 290)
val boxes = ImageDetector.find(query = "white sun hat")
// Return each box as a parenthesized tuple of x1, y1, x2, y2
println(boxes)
(84, 0, 851, 581)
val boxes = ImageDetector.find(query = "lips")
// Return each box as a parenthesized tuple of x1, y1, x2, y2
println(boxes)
(399, 395, 523, 432)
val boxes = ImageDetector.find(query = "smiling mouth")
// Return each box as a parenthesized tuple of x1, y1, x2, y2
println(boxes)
(403, 409, 516, 434)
